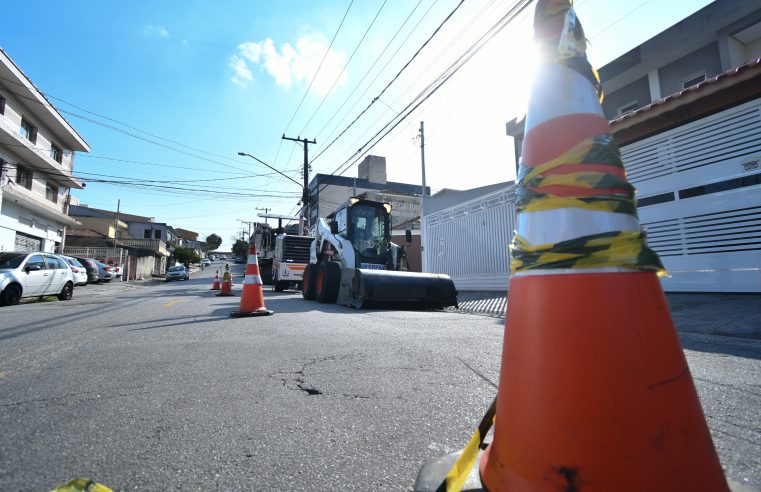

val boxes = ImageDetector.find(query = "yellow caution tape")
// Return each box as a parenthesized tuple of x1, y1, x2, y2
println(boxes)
(511, 230, 666, 274)
(517, 135, 637, 216)
(444, 397, 497, 492)
(51, 478, 113, 492)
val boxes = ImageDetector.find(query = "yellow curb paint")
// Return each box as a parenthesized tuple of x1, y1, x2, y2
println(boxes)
(163, 299, 183, 308)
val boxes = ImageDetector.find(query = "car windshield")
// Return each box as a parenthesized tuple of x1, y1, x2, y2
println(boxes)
(168, 266, 185, 272)
(0, 253, 25, 269)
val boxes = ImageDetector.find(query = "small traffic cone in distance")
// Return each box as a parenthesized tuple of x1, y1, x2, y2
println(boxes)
(211, 270, 220, 290)
(475, 1, 729, 491)
(231, 245, 273, 317)
(216, 269, 234, 297)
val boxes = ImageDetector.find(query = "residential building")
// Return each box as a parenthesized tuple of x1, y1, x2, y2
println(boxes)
(308, 155, 428, 229)
(68, 205, 172, 274)
(0, 48, 90, 252)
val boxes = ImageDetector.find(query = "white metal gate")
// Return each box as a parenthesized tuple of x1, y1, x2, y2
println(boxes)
(423, 184, 517, 291)
(622, 97, 761, 292)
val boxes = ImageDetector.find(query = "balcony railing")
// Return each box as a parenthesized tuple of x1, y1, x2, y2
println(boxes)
(1, 182, 78, 225)
(117, 238, 168, 255)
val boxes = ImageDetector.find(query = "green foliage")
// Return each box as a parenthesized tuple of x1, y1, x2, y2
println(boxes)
(204, 233, 222, 251)
(231, 239, 248, 259)
(173, 247, 201, 266)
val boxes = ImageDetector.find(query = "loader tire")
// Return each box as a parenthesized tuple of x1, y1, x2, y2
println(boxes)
(302, 264, 318, 300)
(316, 261, 340, 304)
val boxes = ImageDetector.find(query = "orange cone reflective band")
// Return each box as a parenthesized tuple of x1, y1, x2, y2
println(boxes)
(230, 245, 273, 317)
(477, 1, 729, 491)
(210, 270, 220, 290)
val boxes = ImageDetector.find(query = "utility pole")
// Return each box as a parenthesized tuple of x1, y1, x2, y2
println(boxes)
(419, 121, 428, 273)
(113, 199, 121, 241)
(282, 134, 316, 235)
(256, 207, 270, 225)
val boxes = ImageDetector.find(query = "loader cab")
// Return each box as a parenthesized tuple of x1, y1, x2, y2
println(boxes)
(339, 198, 392, 268)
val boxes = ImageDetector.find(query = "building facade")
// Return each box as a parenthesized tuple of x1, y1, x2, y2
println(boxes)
(307, 155, 428, 229)
(0, 49, 90, 252)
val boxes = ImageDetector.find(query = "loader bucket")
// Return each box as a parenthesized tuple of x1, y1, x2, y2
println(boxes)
(337, 268, 458, 310)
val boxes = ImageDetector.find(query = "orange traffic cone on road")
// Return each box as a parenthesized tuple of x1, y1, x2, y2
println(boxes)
(210, 270, 220, 290)
(231, 245, 273, 317)
(478, 2, 729, 491)
(216, 268, 233, 297)
(416, 2, 730, 491)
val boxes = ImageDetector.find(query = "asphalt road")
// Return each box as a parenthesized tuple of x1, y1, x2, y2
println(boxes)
(1, 264, 759, 491)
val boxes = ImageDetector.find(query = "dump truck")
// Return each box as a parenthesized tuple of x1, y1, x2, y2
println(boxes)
(301, 197, 458, 309)
(253, 213, 311, 289)
(272, 233, 313, 291)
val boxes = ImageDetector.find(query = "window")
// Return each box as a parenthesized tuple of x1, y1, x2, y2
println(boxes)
(26, 255, 45, 270)
(144, 229, 151, 239)
(0, 96, 6, 115)
(617, 100, 639, 116)
(16, 167, 33, 190)
(45, 256, 61, 270)
(682, 71, 706, 90)
(46, 182, 59, 203)
(637, 192, 675, 208)
(51, 143, 63, 163)
(154, 230, 161, 240)
(678, 172, 761, 200)
(20, 118, 37, 144)
(336, 208, 347, 236)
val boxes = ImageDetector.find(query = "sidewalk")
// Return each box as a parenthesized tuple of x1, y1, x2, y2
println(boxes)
(453, 290, 761, 339)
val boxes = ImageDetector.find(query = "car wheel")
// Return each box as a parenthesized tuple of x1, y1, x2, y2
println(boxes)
(1, 284, 22, 306)
(57, 282, 74, 301)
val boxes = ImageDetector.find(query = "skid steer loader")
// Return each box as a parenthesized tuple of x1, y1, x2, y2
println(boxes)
(301, 197, 458, 309)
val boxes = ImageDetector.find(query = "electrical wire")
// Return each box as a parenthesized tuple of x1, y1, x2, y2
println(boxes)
(308, 0, 466, 166)
(297, 0, 389, 135)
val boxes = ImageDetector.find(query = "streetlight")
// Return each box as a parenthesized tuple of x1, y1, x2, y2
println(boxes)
(237, 152, 301, 187)
(237, 151, 307, 234)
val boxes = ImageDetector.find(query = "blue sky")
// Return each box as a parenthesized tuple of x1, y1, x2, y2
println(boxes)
(2, 0, 712, 248)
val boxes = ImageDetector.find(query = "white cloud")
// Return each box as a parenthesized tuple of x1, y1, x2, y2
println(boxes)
(229, 55, 253, 86)
(232, 35, 347, 96)
(144, 25, 170, 39)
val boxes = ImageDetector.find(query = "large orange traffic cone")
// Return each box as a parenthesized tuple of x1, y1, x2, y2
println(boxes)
(476, 2, 729, 491)
(231, 245, 273, 317)
(210, 270, 220, 290)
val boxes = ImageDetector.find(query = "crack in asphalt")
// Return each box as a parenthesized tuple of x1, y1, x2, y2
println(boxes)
(267, 354, 369, 398)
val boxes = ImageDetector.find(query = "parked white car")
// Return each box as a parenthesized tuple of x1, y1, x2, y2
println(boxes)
(59, 255, 89, 286)
(0, 251, 76, 306)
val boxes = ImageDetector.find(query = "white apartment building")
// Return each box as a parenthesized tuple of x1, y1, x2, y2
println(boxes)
(0, 48, 90, 253)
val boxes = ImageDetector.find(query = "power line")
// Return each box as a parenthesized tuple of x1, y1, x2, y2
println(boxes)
(308, 0, 466, 166)
(282, 0, 355, 136)
(322, 0, 533, 189)
(311, 0, 427, 143)
(0, 75, 261, 175)
(297, 0, 389, 135)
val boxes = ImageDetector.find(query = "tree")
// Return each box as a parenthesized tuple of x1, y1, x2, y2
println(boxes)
(231, 239, 248, 260)
(204, 233, 222, 251)
(173, 247, 200, 266)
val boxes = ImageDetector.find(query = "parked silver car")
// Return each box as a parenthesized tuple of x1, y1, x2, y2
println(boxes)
(59, 255, 88, 286)
(0, 252, 76, 306)
(165, 265, 189, 281)
(93, 260, 114, 282)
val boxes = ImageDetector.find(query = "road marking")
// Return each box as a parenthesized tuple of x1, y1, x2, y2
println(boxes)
(164, 299, 183, 308)
(0, 371, 6, 378)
